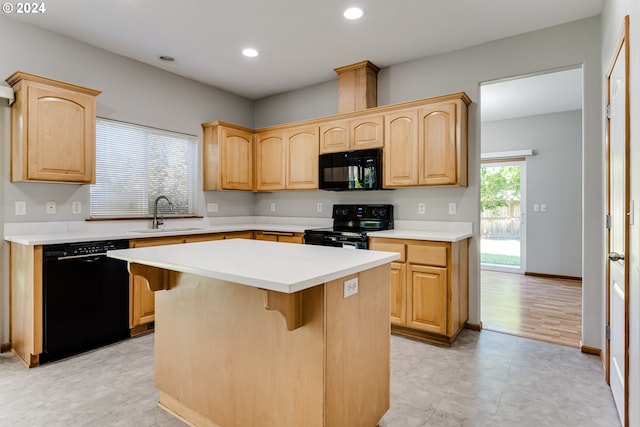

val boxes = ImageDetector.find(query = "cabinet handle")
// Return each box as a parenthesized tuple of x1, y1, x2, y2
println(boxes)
(262, 231, 295, 237)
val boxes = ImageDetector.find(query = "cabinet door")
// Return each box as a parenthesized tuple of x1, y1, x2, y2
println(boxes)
(26, 83, 95, 183)
(390, 262, 407, 325)
(407, 264, 447, 335)
(419, 102, 458, 186)
(255, 131, 285, 191)
(319, 120, 349, 153)
(383, 110, 419, 187)
(351, 115, 383, 150)
(129, 237, 184, 328)
(286, 126, 319, 189)
(220, 127, 254, 190)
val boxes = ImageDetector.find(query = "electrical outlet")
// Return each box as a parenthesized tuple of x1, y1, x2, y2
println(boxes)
(207, 203, 218, 213)
(72, 201, 82, 214)
(418, 202, 426, 215)
(343, 277, 358, 298)
(46, 201, 57, 215)
(541, 204, 547, 212)
(15, 201, 26, 216)
(317, 202, 323, 213)
(448, 202, 457, 215)
(270, 202, 276, 212)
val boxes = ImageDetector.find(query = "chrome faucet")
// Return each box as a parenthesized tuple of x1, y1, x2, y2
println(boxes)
(152, 195, 174, 229)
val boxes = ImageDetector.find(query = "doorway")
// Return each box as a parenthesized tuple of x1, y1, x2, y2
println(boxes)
(481, 160, 526, 274)
(480, 68, 584, 346)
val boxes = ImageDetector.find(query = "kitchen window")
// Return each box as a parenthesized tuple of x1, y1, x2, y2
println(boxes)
(90, 118, 198, 218)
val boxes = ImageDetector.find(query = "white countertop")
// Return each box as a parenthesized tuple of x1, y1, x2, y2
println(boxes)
(108, 238, 400, 293)
(3, 217, 472, 245)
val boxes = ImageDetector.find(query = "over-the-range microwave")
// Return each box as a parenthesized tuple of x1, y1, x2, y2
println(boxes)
(319, 148, 383, 191)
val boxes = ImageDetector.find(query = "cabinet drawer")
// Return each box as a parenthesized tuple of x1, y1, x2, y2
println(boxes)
(407, 244, 447, 267)
(370, 240, 406, 262)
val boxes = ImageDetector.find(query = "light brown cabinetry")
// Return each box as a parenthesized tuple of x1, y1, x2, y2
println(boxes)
(369, 237, 469, 346)
(319, 114, 383, 153)
(254, 231, 303, 244)
(202, 121, 254, 191)
(129, 232, 253, 335)
(255, 125, 319, 191)
(384, 96, 469, 188)
(6, 71, 100, 183)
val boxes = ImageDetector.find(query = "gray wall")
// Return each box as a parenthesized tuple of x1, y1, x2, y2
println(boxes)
(0, 16, 255, 343)
(253, 17, 603, 348)
(481, 111, 582, 277)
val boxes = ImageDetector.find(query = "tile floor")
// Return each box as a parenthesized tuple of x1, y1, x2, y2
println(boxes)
(0, 329, 620, 427)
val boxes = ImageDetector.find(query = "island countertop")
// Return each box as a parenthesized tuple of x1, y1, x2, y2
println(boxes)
(108, 238, 399, 294)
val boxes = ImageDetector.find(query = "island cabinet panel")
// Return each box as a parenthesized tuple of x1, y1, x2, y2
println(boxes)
(370, 237, 469, 346)
(7, 71, 100, 184)
(202, 121, 254, 191)
(150, 264, 390, 427)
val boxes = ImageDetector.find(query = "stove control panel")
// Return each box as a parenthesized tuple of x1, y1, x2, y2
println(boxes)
(332, 204, 394, 221)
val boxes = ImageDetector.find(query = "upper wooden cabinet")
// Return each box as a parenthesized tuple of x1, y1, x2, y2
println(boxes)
(202, 121, 254, 191)
(319, 114, 383, 153)
(384, 95, 469, 188)
(255, 125, 319, 191)
(6, 71, 101, 184)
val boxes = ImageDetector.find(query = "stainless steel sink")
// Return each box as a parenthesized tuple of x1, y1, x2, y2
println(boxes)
(133, 227, 204, 234)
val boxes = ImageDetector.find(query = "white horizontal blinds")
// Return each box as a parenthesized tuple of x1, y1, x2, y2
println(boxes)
(91, 118, 197, 218)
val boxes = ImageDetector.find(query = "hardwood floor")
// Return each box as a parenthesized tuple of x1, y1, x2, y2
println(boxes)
(481, 269, 582, 348)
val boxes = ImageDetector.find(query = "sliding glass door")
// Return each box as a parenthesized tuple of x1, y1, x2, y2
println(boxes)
(480, 160, 526, 273)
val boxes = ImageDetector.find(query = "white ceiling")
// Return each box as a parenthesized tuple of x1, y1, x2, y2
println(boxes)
(8, 0, 602, 103)
(481, 67, 583, 122)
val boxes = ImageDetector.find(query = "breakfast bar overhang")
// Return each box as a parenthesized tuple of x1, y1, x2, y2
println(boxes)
(108, 238, 399, 427)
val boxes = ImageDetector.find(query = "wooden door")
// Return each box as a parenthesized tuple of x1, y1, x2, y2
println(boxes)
(27, 83, 95, 183)
(383, 109, 419, 187)
(389, 262, 406, 325)
(319, 120, 349, 153)
(419, 102, 457, 185)
(286, 126, 319, 190)
(351, 115, 384, 150)
(255, 131, 285, 191)
(407, 264, 447, 334)
(220, 126, 253, 190)
(606, 16, 629, 426)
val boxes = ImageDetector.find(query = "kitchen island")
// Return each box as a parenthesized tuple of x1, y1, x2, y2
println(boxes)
(108, 238, 399, 427)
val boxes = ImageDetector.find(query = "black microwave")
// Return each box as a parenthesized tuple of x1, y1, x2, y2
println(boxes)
(319, 148, 383, 191)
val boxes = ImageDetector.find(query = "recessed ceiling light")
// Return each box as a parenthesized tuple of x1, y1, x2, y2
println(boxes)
(242, 48, 259, 58)
(343, 7, 363, 20)
(158, 55, 175, 62)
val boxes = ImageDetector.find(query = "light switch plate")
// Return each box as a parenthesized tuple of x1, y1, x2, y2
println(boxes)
(344, 277, 358, 298)
(317, 202, 323, 213)
(448, 203, 457, 215)
(270, 202, 276, 212)
(46, 201, 56, 215)
(15, 201, 26, 216)
(541, 204, 547, 212)
(207, 203, 218, 213)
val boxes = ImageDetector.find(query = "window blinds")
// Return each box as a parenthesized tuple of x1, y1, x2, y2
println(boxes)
(90, 118, 198, 218)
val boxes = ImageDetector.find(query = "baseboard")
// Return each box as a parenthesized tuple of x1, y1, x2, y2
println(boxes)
(0, 342, 10, 353)
(465, 322, 483, 331)
(581, 344, 603, 364)
(525, 272, 582, 283)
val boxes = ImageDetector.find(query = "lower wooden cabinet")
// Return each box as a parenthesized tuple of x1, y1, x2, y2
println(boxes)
(370, 237, 469, 346)
(254, 230, 303, 244)
(129, 231, 255, 335)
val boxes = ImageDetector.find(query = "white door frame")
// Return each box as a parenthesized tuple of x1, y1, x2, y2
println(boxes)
(605, 15, 630, 427)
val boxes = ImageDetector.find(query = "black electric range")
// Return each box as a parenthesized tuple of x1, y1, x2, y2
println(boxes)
(304, 204, 394, 249)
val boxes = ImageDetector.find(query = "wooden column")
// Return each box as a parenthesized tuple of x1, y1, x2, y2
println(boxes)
(334, 60, 380, 113)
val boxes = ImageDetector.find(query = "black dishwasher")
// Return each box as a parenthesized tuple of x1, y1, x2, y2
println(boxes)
(42, 240, 130, 363)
